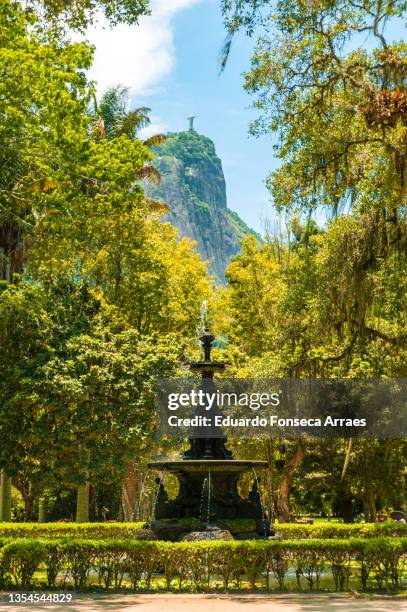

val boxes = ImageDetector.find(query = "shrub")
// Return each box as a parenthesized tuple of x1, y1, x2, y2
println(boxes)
(288, 541, 326, 590)
(350, 537, 407, 590)
(1, 521, 406, 541)
(1, 521, 405, 541)
(0, 537, 405, 592)
(264, 543, 289, 591)
(43, 540, 66, 588)
(276, 522, 407, 539)
(324, 540, 353, 591)
(62, 539, 99, 588)
(0, 522, 145, 540)
(1, 539, 46, 589)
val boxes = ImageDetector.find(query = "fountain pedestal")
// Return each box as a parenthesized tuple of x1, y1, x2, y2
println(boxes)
(148, 325, 271, 538)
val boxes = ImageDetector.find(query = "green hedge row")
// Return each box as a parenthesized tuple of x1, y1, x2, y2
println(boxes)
(0, 523, 146, 539)
(0, 537, 406, 592)
(0, 521, 406, 539)
(276, 522, 407, 539)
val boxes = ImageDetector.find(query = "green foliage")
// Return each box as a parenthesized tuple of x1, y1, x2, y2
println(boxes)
(0, 0, 93, 281)
(153, 131, 220, 169)
(33, 0, 150, 30)
(226, 210, 261, 243)
(0, 279, 189, 493)
(90, 86, 152, 142)
(0, 0, 212, 519)
(220, 0, 407, 385)
(0, 537, 406, 591)
(276, 523, 407, 540)
(221, 228, 406, 521)
(0, 522, 145, 539)
(0, 539, 46, 588)
(229, 1, 407, 220)
(1, 521, 404, 540)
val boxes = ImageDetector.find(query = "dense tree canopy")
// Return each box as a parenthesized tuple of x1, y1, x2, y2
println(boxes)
(215, 226, 407, 520)
(216, 2, 407, 523)
(0, 0, 406, 524)
(0, 0, 211, 520)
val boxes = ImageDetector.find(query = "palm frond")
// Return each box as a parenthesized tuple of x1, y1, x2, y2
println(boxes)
(98, 85, 130, 136)
(144, 197, 169, 213)
(89, 115, 107, 142)
(111, 108, 151, 138)
(91, 86, 152, 140)
(218, 31, 234, 74)
(138, 164, 161, 184)
(143, 133, 166, 148)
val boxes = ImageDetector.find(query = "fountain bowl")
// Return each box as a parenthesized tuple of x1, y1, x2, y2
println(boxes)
(148, 459, 269, 529)
(149, 459, 268, 472)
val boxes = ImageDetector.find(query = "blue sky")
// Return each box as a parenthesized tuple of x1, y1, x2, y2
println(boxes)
(84, 1, 406, 235)
(85, 0, 276, 234)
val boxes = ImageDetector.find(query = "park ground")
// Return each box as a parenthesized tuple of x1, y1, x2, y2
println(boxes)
(1, 593, 407, 612)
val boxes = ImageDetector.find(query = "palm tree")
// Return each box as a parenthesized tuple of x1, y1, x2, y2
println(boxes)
(89, 86, 166, 188)
(90, 85, 164, 146)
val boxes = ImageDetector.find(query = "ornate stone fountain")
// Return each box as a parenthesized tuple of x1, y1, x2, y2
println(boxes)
(148, 323, 271, 540)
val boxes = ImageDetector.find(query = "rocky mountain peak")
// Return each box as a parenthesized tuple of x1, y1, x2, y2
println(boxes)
(146, 130, 259, 282)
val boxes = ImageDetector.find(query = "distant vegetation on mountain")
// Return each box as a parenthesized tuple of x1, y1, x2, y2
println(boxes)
(146, 130, 259, 281)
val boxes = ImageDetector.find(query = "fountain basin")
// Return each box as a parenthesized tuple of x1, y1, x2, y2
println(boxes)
(148, 459, 269, 524)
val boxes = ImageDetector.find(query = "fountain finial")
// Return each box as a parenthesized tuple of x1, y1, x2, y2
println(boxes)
(200, 300, 209, 329)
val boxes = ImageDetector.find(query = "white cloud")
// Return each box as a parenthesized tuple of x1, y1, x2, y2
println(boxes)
(84, 0, 202, 96)
(138, 118, 170, 139)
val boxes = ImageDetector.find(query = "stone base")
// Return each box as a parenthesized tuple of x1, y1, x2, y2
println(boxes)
(146, 518, 274, 542)
(181, 526, 234, 541)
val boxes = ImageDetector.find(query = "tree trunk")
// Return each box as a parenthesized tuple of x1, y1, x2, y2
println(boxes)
(76, 482, 90, 522)
(22, 490, 34, 521)
(122, 462, 139, 521)
(76, 448, 91, 522)
(38, 497, 46, 523)
(0, 470, 11, 521)
(14, 477, 35, 521)
(275, 440, 304, 523)
(340, 439, 353, 481)
(363, 489, 377, 523)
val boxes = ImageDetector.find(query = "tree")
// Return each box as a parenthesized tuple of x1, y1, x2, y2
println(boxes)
(217, 2, 407, 520)
(90, 86, 151, 141)
(31, 0, 150, 30)
(0, 0, 212, 521)
(0, 124, 211, 519)
(89, 86, 165, 185)
(0, 279, 202, 519)
(223, 1, 407, 237)
(0, 281, 55, 519)
(0, 0, 93, 283)
(0, 1, 95, 515)
(218, 223, 407, 520)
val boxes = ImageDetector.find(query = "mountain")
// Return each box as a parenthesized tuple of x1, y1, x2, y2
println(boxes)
(145, 130, 259, 282)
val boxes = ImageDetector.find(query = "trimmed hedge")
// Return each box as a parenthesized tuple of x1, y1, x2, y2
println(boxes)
(0, 521, 406, 540)
(0, 537, 406, 592)
(0, 523, 145, 539)
(276, 523, 407, 539)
